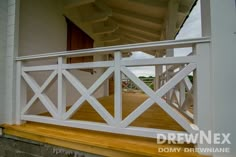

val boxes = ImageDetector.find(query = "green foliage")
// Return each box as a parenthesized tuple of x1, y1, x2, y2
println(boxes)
(188, 75, 193, 83)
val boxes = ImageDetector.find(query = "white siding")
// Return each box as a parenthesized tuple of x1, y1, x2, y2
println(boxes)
(19, 0, 106, 114)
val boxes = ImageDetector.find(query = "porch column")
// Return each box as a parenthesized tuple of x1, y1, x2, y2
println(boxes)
(165, 0, 179, 102)
(2, 0, 20, 124)
(200, 0, 236, 156)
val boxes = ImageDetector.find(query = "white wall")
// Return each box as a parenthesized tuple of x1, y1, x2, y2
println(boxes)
(18, 0, 106, 114)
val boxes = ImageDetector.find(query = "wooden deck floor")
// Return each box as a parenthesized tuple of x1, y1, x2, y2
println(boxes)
(69, 93, 184, 131)
(3, 93, 208, 157)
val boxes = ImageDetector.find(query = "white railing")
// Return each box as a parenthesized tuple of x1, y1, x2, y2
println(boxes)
(15, 37, 211, 140)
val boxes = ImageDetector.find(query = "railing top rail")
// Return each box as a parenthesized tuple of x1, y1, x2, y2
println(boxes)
(16, 37, 210, 61)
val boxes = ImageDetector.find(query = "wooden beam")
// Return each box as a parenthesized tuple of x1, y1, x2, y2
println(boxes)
(64, 0, 95, 9)
(179, 4, 190, 14)
(112, 8, 163, 26)
(128, 0, 167, 8)
(114, 18, 161, 38)
(165, 0, 179, 57)
(128, 0, 191, 14)
(121, 36, 137, 43)
(82, 12, 108, 24)
(81, 0, 114, 24)
(101, 34, 120, 42)
(120, 28, 159, 41)
(94, 0, 112, 16)
(166, 0, 179, 40)
(119, 24, 160, 38)
(123, 34, 149, 42)
(93, 25, 119, 35)
(122, 35, 146, 43)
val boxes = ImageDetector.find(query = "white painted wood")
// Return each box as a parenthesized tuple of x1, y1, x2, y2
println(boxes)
(206, 1, 236, 156)
(22, 65, 57, 72)
(62, 70, 114, 125)
(2, 0, 20, 125)
(62, 60, 114, 69)
(165, 0, 179, 103)
(171, 103, 194, 122)
(114, 51, 122, 124)
(154, 54, 162, 90)
(63, 67, 114, 120)
(181, 89, 193, 111)
(200, 0, 211, 37)
(16, 37, 210, 61)
(21, 70, 57, 114)
(121, 56, 196, 66)
(16, 61, 26, 124)
(120, 64, 197, 133)
(179, 81, 186, 107)
(58, 57, 66, 120)
(21, 71, 58, 118)
(174, 89, 180, 106)
(121, 64, 196, 133)
(21, 115, 188, 139)
(87, 67, 114, 95)
(183, 77, 192, 92)
(193, 43, 212, 135)
(14, 37, 215, 140)
(156, 64, 196, 97)
(0, 0, 8, 125)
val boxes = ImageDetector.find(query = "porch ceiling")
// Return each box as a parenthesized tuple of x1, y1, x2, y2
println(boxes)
(63, 0, 197, 48)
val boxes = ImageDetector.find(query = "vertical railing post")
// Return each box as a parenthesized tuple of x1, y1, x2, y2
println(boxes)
(114, 51, 122, 125)
(193, 43, 212, 152)
(179, 65, 186, 107)
(16, 60, 26, 125)
(154, 54, 162, 91)
(58, 57, 66, 119)
(179, 81, 185, 107)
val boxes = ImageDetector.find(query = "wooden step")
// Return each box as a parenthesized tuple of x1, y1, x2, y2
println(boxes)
(2, 123, 209, 157)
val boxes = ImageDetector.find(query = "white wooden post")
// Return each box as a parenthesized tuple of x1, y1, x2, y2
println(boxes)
(16, 61, 26, 124)
(179, 81, 185, 107)
(114, 51, 122, 125)
(154, 53, 162, 90)
(104, 54, 110, 96)
(179, 65, 186, 107)
(165, 0, 179, 103)
(58, 57, 66, 119)
(193, 43, 212, 151)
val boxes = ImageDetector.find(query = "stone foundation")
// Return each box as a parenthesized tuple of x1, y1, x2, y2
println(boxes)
(0, 135, 101, 157)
